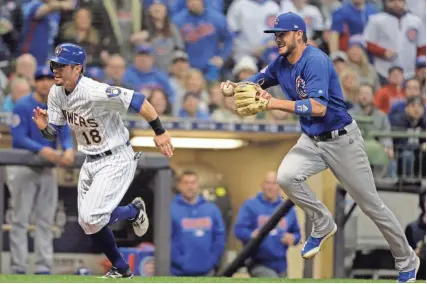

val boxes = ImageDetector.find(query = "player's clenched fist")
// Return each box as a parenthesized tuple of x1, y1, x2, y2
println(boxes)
(154, 130, 174, 158)
(32, 106, 48, 130)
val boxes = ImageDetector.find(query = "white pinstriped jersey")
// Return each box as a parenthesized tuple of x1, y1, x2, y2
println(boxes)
(47, 76, 134, 155)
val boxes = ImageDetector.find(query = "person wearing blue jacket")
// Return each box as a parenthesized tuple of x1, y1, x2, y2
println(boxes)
(173, 0, 233, 81)
(122, 45, 175, 104)
(7, 65, 75, 274)
(234, 171, 301, 278)
(143, 0, 224, 16)
(171, 170, 226, 276)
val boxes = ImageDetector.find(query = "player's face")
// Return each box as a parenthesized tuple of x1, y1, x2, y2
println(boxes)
(50, 62, 80, 86)
(35, 77, 54, 97)
(178, 174, 199, 201)
(274, 31, 297, 57)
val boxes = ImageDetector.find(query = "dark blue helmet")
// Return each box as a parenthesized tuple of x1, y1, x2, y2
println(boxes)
(264, 12, 307, 34)
(47, 43, 86, 68)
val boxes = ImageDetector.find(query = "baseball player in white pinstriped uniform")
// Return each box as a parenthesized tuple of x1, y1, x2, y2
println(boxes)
(32, 43, 174, 278)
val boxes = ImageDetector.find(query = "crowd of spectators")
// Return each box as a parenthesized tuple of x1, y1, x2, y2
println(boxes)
(0, 0, 425, 137)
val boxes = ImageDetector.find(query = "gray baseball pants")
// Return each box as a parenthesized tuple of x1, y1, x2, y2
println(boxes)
(7, 166, 57, 273)
(277, 120, 417, 272)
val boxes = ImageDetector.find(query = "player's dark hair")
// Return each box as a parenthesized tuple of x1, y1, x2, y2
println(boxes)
(178, 170, 198, 181)
(302, 32, 308, 43)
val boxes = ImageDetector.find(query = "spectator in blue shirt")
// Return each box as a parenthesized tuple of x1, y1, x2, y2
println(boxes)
(178, 92, 210, 119)
(1, 77, 31, 112)
(173, 0, 233, 81)
(234, 171, 301, 278)
(8, 65, 74, 274)
(171, 170, 226, 276)
(328, 0, 377, 54)
(18, 0, 74, 66)
(123, 45, 175, 103)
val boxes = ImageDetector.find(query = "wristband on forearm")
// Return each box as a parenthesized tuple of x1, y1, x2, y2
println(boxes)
(294, 99, 312, 116)
(40, 124, 59, 141)
(149, 117, 166, 136)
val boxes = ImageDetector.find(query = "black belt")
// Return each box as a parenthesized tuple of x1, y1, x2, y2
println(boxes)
(309, 129, 347, 142)
(88, 141, 130, 159)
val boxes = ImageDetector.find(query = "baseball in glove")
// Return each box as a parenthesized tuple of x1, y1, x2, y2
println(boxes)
(234, 82, 272, 116)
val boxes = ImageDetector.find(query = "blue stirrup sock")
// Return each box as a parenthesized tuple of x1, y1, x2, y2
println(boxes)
(90, 227, 128, 270)
(108, 205, 138, 225)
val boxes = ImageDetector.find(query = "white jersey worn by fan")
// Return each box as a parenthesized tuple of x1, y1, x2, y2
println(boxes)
(363, 11, 425, 79)
(280, 0, 324, 39)
(227, 0, 279, 62)
(47, 76, 140, 234)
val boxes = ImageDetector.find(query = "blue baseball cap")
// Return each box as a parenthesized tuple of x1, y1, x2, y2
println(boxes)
(135, 44, 153, 55)
(264, 12, 306, 34)
(35, 65, 54, 80)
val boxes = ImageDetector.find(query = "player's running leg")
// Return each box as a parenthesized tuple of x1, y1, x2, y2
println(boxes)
(77, 145, 145, 278)
(107, 197, 149, 237)
(277, 134, 337, 260)
(321, 121, 419, 282)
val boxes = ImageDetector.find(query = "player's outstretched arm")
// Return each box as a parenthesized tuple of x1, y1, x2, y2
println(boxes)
(266, 95, 327, 117)
(138, 99, 174, 158)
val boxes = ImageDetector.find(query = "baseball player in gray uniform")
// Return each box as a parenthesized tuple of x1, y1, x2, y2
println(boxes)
(8, 66, 75, 274)
(32, 43, 174, 278)
(221, 13, 420, 282)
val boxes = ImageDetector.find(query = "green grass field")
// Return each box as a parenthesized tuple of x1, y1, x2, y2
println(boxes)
(0, 275, 423, 283)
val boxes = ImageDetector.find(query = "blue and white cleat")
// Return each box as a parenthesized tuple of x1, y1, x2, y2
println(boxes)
(301, 224, 337, 259)
(131, 197, 149, 237)
(397, 257, 420, 283)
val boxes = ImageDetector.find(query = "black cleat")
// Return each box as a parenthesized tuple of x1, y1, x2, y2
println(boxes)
(101, 267, 133, 279)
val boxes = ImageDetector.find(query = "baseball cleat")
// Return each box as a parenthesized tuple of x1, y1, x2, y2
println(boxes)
(397, 256, 420, 283)
(301, 224, 337, 260)
(131, 197, 149, 237)
(101, 267, 133, 279)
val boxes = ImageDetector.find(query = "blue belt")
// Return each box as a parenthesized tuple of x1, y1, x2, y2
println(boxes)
(88, 141, 130, 159)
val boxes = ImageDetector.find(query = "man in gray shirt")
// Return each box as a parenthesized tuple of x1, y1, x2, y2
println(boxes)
(350, 84, 395, 176)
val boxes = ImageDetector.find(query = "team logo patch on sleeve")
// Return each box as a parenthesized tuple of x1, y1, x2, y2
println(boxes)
(106, 87, 122, 98)
(296, 76, 308, 98)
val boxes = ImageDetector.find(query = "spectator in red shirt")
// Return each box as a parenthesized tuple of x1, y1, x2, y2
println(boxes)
(374, 66, 405, 114)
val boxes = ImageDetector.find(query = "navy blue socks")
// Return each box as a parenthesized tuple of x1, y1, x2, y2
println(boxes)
(90, 227, 128, 270)
(108, 205, 138, 225)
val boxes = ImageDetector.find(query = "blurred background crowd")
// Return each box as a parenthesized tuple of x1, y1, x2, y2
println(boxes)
(0, 0, 425, 125)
